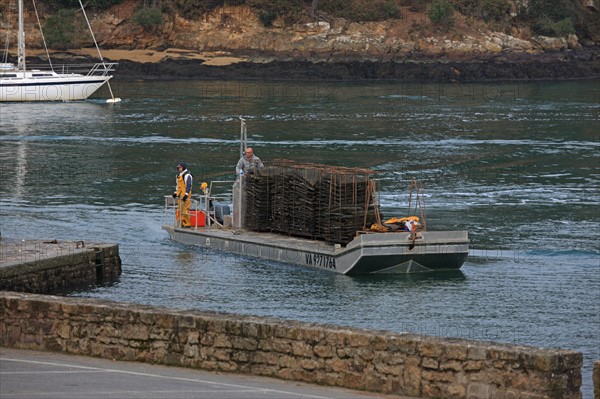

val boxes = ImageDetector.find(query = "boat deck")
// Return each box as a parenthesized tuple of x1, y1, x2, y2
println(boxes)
(166, 225, 341, 255)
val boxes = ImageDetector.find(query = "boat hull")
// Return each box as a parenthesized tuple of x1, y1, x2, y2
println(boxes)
(163, 225, 469, 275)
(0, 76, 111, 102)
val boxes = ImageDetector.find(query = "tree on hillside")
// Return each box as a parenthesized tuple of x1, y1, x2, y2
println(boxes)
(528, 0, 577, 36)
(45, 0, 121, 10)
(311, 0, 319, 19)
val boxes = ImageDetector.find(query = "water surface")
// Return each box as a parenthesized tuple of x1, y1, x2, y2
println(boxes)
(1, 80, 598, 396)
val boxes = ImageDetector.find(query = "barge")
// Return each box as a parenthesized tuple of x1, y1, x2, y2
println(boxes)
(162, 120, 469, 275)
(162, 222, 469, 274)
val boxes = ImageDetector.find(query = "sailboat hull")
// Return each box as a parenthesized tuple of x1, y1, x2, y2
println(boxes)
(0, 75, 111, 102)
(1, 0, 116, 102)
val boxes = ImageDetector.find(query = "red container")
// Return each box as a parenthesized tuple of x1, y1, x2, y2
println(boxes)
(176, 210, 205, 227)
(190, 210, 205, 227)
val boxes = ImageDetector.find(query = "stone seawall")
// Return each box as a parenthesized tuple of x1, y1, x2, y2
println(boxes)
(0, 292, 582, 399)
(594, 361, 600, 399)
(0, 240, 121, 293)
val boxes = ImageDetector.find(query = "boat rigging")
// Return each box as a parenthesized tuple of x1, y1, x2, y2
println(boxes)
(0, 0, 120, 102)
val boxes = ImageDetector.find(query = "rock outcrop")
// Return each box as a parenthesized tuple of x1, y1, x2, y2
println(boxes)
(85, 3, 589, 58)
(1, 0, 598, 81)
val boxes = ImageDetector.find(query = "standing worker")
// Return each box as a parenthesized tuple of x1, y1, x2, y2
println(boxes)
(236, 147, 264, 176)
(172, 162, 193, 227)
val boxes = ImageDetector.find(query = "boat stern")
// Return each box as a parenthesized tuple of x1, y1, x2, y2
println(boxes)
(341, 231, 469, 274)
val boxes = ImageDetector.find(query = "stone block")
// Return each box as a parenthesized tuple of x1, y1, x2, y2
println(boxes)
(373, 362, 402, 376)
(489, 346, 519, 361)
(355, 347, 374, 361)
(403, 365, 422, 395)
(298, 359, 320, 370)
(253, 351, 279, 365)
(381, 352, 406, 365)
(468, 345, 488, 360)
(217, 361, 238, 372)
(594, 361, 600, 399)
(420, 341, 444, 357)
(440, 359, 463, 372)
(467, 382, 491, 399)
(445, 343, 469, 360)
(323, 330, 347, 346)
(422, 382, 442, 398)
(242, 322, 260, 338)
(422, 357, 439, 370)
(183, 343, 199, 358)
(56, 324, 70, 339)
(278, 354, 298, 369)
(231, 350, 250, 363)
(200, 333, 214, 346)
(493, 388, 521, 399)
(272, 338, 292, 354)
(123, 324, 148, 341)
(213, 334, 233, 348)
(231, 336, 257, 350)
(314, 344, 334, 358)
(44, 336, 64, 352)
(212, 348, 231, 361)
(464, 360, 483, 371)
(422, 370, 455, 383)
(363, 372, 388, 392)
(338, 372, 364, 389)
(348, 358, 366, 373)
(328, 358, 348, 373)
(444, 383, 466, 398)
(187, 330, 200, 345)
(291, 341, 312, 357)
(179, 315, 196, 328)
(345, 332, 371, 347)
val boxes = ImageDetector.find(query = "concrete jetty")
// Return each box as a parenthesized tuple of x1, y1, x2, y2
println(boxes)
(0, 238, 121, 293)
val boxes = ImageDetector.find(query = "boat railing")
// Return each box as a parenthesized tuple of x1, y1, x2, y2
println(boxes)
(163, 195, 200, 228)
(201, 180, 235, 227)
(88, 62, 118, 76)
(18, 62, 118, 76)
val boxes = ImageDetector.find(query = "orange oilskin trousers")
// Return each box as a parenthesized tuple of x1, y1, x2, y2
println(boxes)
(176, 173, 192, 227)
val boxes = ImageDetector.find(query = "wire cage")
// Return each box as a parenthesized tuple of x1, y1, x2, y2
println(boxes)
(244, 160, 382, 245)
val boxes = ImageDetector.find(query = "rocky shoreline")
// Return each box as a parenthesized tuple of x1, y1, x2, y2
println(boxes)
(120, 49, 600, 82)
(19, 45, 598, 82)
(5, 1, 599, 83)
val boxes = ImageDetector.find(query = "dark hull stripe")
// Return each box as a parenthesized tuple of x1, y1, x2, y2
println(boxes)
(0, 79, 107, 88)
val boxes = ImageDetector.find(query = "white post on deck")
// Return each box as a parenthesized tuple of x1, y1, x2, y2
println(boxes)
(232, 117, 247, 229)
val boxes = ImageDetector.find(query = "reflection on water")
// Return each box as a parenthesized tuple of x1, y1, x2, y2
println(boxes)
(0, 80, 598, 396)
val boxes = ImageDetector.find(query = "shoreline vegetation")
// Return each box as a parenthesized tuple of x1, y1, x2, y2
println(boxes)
(2, 0, 599, 82)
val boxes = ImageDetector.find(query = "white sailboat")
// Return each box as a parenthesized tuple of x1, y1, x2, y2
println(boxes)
(0, 0, 119, 102)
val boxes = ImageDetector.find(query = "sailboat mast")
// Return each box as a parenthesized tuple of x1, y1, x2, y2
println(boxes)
(17, 0, 26, 71)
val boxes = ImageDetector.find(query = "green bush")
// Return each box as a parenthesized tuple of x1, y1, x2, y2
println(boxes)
(249, 0, 305, 25)
(534, 16, 575, 36)
(132, 7, 163, 30)
(528, 0, 574, 23)
(43, 9, 85, 49)
(478, 0, 511, 22)
(320, 0, 401, 22)
(428, 0, 454, 26)
(528, 0, 579, 36)
(379, 0, 402, 20)
(258, 10, 277, 26)
(173, 0, 225, 20)
(44, 0, 122, 10)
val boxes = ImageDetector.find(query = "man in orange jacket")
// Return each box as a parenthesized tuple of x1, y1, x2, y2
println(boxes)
(173, 162, 193, 227)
